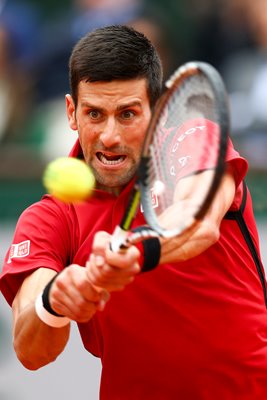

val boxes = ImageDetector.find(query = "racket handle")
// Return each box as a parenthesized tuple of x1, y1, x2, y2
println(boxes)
(110, 226, 129, 252)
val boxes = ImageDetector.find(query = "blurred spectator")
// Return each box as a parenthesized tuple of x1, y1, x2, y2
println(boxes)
(218, 0, 267, 168)
(222, 0, 267, 128)
(178, 0, 267, 169)
(184, 0, 254, 70)
(190, 0, 267, 135)
(35, 0, 171, 103)
(0, 0, 42, 142)
(0, 0, 173, 163)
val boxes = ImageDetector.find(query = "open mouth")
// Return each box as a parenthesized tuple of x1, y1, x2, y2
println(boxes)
(96, 152, 126, 165)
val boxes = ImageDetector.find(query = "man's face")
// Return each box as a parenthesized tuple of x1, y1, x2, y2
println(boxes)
(66, 79, 152, 195)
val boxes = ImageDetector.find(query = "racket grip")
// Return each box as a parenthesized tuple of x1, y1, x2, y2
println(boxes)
(110, 226, 129, 253)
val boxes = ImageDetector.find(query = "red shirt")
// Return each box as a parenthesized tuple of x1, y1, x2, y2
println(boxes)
(1, 138, 267, 399)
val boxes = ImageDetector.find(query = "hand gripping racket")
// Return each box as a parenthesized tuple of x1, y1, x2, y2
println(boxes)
(111, 61, 229, 252)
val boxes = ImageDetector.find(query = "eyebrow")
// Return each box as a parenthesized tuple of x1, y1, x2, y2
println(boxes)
(117, 101, 143, 111)
(80, 100, 143, 111)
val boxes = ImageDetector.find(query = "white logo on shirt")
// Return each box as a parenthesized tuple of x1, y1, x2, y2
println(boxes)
(178, 156, 192, 168)
(7, 240, 30, 264)
(170, 125, 206, 176)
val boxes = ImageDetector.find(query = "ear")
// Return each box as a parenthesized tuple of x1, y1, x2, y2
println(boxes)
(65, 94, 78, 131)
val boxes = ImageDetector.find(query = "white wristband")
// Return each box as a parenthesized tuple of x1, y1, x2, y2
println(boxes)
(35, 293, 70, 328)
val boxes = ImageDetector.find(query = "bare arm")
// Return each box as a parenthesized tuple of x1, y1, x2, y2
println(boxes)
(159, 169, 236, 263)
(12, 243, 141, 370)
(12, 268, 70, 370)
(12, 265, 107, 370)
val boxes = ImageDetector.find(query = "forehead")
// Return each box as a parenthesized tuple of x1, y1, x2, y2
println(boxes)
(76, 78, 150, 107)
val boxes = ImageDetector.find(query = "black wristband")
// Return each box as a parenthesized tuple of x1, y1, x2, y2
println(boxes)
(42, 273, 63, 317)
(132, 226, 161, 272)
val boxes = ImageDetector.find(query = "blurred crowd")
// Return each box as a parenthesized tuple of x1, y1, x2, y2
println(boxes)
(0, 0, 174, 164)
(187, 0, 267, 169)
(1, 0, 267, 169)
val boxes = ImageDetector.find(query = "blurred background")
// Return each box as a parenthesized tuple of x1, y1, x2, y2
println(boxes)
(0, 0, 267, 398)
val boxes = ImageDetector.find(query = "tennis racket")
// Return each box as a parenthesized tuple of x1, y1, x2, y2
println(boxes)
(110, 61, 229, 252)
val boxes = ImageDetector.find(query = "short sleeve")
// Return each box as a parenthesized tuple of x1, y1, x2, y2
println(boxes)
(0, 197, 72, 305)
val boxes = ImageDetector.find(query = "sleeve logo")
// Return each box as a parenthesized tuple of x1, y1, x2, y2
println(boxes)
(7, 240, 30, 264)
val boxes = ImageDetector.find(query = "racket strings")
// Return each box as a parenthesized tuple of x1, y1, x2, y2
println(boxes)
(145, 71, 222, 229)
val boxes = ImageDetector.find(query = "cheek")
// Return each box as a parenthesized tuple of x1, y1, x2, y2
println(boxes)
(77, 124, 98, 158)
(77, 119, 98, 141)
(132, 118, 149, 140)
(130, 131, 146, 158)
(135, 122, 148, 145)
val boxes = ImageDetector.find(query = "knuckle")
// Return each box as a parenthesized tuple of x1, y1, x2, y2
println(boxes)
(76, 278, 90, 292)
(74, 297, 88, 310)
(74, 304, 97, 322)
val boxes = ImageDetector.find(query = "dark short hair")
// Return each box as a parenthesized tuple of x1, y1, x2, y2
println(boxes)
(69, 25, 163, 107)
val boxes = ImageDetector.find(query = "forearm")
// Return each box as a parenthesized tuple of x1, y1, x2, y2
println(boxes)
(13, 300, 70, 370)
(12, 268, 70, 370)
(12, 262, 111, 369)
(159, 171, 236, 264)
(159, 217, 219, 264)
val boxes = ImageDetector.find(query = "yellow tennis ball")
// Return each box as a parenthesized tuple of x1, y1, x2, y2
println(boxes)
(43, 157, 95, 203)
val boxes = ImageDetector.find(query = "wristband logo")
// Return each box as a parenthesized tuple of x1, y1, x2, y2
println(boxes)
(7, 240, 30, 264)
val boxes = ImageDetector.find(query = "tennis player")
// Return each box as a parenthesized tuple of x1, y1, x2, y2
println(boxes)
(1, 25, 267, 399)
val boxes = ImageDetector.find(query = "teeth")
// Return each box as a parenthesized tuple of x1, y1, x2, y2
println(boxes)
(98, 153, 125, 165)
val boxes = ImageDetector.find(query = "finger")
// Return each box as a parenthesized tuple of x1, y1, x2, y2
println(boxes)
(50, 265, 108, 320)
(91, 231, 111, 255)
(54, 265, 101, 300)
(105, 246, 141, 271)
(91, 230, 141, 271)
(87, 253, 138, 281)
(86, 256, 139, 291)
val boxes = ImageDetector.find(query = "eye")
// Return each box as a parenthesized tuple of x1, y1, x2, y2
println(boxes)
(121, 110, 135, 120)
(88, 110, 101, 119)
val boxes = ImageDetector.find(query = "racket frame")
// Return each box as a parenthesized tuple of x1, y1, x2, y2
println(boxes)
(138, 61, 229, 237)
(111, 61, 229, 250)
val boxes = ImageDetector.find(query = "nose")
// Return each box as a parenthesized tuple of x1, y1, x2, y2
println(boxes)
(99, 118, 121, 148)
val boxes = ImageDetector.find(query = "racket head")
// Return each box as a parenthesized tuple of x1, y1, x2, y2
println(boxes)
(138, 61, 229, 238)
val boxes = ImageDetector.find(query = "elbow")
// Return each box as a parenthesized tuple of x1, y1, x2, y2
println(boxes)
(201, 220, 221, 249)
(183, 220, 220, 260)
(207, 224, 220, 244)
(14, 339, 59, 371)
(18, 359, 47, 371)
(15, 348, 58, 371)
